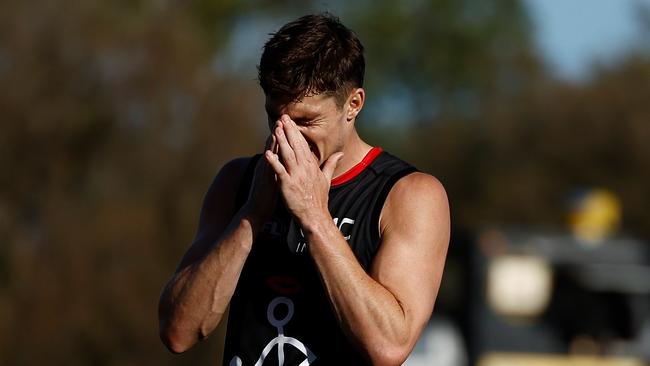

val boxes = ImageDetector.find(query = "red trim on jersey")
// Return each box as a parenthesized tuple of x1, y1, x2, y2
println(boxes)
(331, 147, 383, 187)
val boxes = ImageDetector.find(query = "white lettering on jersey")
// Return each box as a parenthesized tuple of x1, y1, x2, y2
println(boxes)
(334, 217, 355, 241)
(295, 217, 355, 254)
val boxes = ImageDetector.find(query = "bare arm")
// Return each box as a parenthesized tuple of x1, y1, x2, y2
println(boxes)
(158, 152, 276, 353)
(305, 173, 449, 365)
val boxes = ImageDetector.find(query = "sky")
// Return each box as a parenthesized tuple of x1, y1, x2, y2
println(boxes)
(524, 0, 650, 82)
(217, 1, 650, 84)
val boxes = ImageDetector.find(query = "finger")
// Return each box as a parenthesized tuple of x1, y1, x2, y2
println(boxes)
(264, 135, 273, 151)
(265, 134, 278, 156)
(262, 135, 277, 178)
(281, 115, 310, 160)
(265, 150, 288, 178)
(271, 134, 278, 154)
(321, 152, 344, 182)
(274, 121, 297, 168)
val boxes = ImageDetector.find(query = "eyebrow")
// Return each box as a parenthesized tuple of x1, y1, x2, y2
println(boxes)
(265, 106, 318, 123)
(292, 112, 318, 121)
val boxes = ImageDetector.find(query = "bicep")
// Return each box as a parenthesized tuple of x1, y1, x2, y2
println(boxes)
(176, 157, 252, 270)
(369, 173, 450, 339)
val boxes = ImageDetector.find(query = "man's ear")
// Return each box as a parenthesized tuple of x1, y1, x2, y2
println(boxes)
(346, 88, 365, 122)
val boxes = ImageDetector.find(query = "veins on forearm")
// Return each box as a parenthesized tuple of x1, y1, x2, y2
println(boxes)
(305, 226, 412, 357)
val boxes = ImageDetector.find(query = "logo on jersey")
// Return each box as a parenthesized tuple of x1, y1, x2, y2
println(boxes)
(261, 219, 285, 239)
(229, 296, 317, 366)
(290, 217, 355, 254)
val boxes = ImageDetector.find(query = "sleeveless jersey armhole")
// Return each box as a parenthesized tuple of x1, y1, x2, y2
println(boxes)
(369, 167, 419, 246)
(234, 154, 262, 209)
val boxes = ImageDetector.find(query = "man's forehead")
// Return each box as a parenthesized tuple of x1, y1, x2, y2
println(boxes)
(265, 94, 333, 116)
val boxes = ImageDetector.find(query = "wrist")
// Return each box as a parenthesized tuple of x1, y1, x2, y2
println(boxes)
(298, 209, 334, 237)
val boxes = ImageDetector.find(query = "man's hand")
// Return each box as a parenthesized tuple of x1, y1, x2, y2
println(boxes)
(244, 135, 279, 220)
(265, 115, 343, 229)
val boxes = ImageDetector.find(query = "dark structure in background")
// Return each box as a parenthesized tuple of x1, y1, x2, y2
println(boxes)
(417, 229, 650, 365)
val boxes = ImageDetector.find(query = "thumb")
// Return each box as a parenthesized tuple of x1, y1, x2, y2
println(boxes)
(321, 152, 344, 181)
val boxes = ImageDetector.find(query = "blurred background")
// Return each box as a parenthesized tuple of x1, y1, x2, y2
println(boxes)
(1, 0, 650, 365)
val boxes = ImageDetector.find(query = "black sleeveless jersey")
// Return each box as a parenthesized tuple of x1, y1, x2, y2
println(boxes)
(223, 147, 417, 366)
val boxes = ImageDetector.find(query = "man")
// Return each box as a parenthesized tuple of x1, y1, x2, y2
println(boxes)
(158, 13, 450, 366)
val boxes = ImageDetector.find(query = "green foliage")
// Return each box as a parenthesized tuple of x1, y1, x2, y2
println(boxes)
(345, 0, 539, 123)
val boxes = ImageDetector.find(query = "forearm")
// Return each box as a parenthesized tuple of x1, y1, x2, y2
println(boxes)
(304, 219, 414, 365)
(158, 207, 259, 353)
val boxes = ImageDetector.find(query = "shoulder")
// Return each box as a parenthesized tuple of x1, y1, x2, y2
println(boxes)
(215, 156, 254, 183)
(379, 172, 449, 235)
(205, 156, 255, 195)
(199, 156, 256, 221)
(389, 172, 447, 204)
(180, 156, 256, 268)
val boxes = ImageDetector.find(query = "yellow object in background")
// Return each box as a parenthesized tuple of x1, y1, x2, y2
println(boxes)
(568, 189, 622, 245)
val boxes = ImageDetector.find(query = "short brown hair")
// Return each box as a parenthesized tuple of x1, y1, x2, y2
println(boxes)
(258, 13, 365, 108)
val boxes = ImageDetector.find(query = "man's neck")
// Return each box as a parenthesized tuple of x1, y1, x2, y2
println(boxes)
(331, 131, 373, 180)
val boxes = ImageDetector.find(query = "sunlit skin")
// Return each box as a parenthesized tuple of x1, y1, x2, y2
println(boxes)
(158, 87, 450, 365)
(260, 90, 372, 228)
(264, 89, 372, 178)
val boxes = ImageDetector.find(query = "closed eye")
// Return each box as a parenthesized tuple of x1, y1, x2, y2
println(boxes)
(294, 118, 312, 125)
(294, 117, 322, 126)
